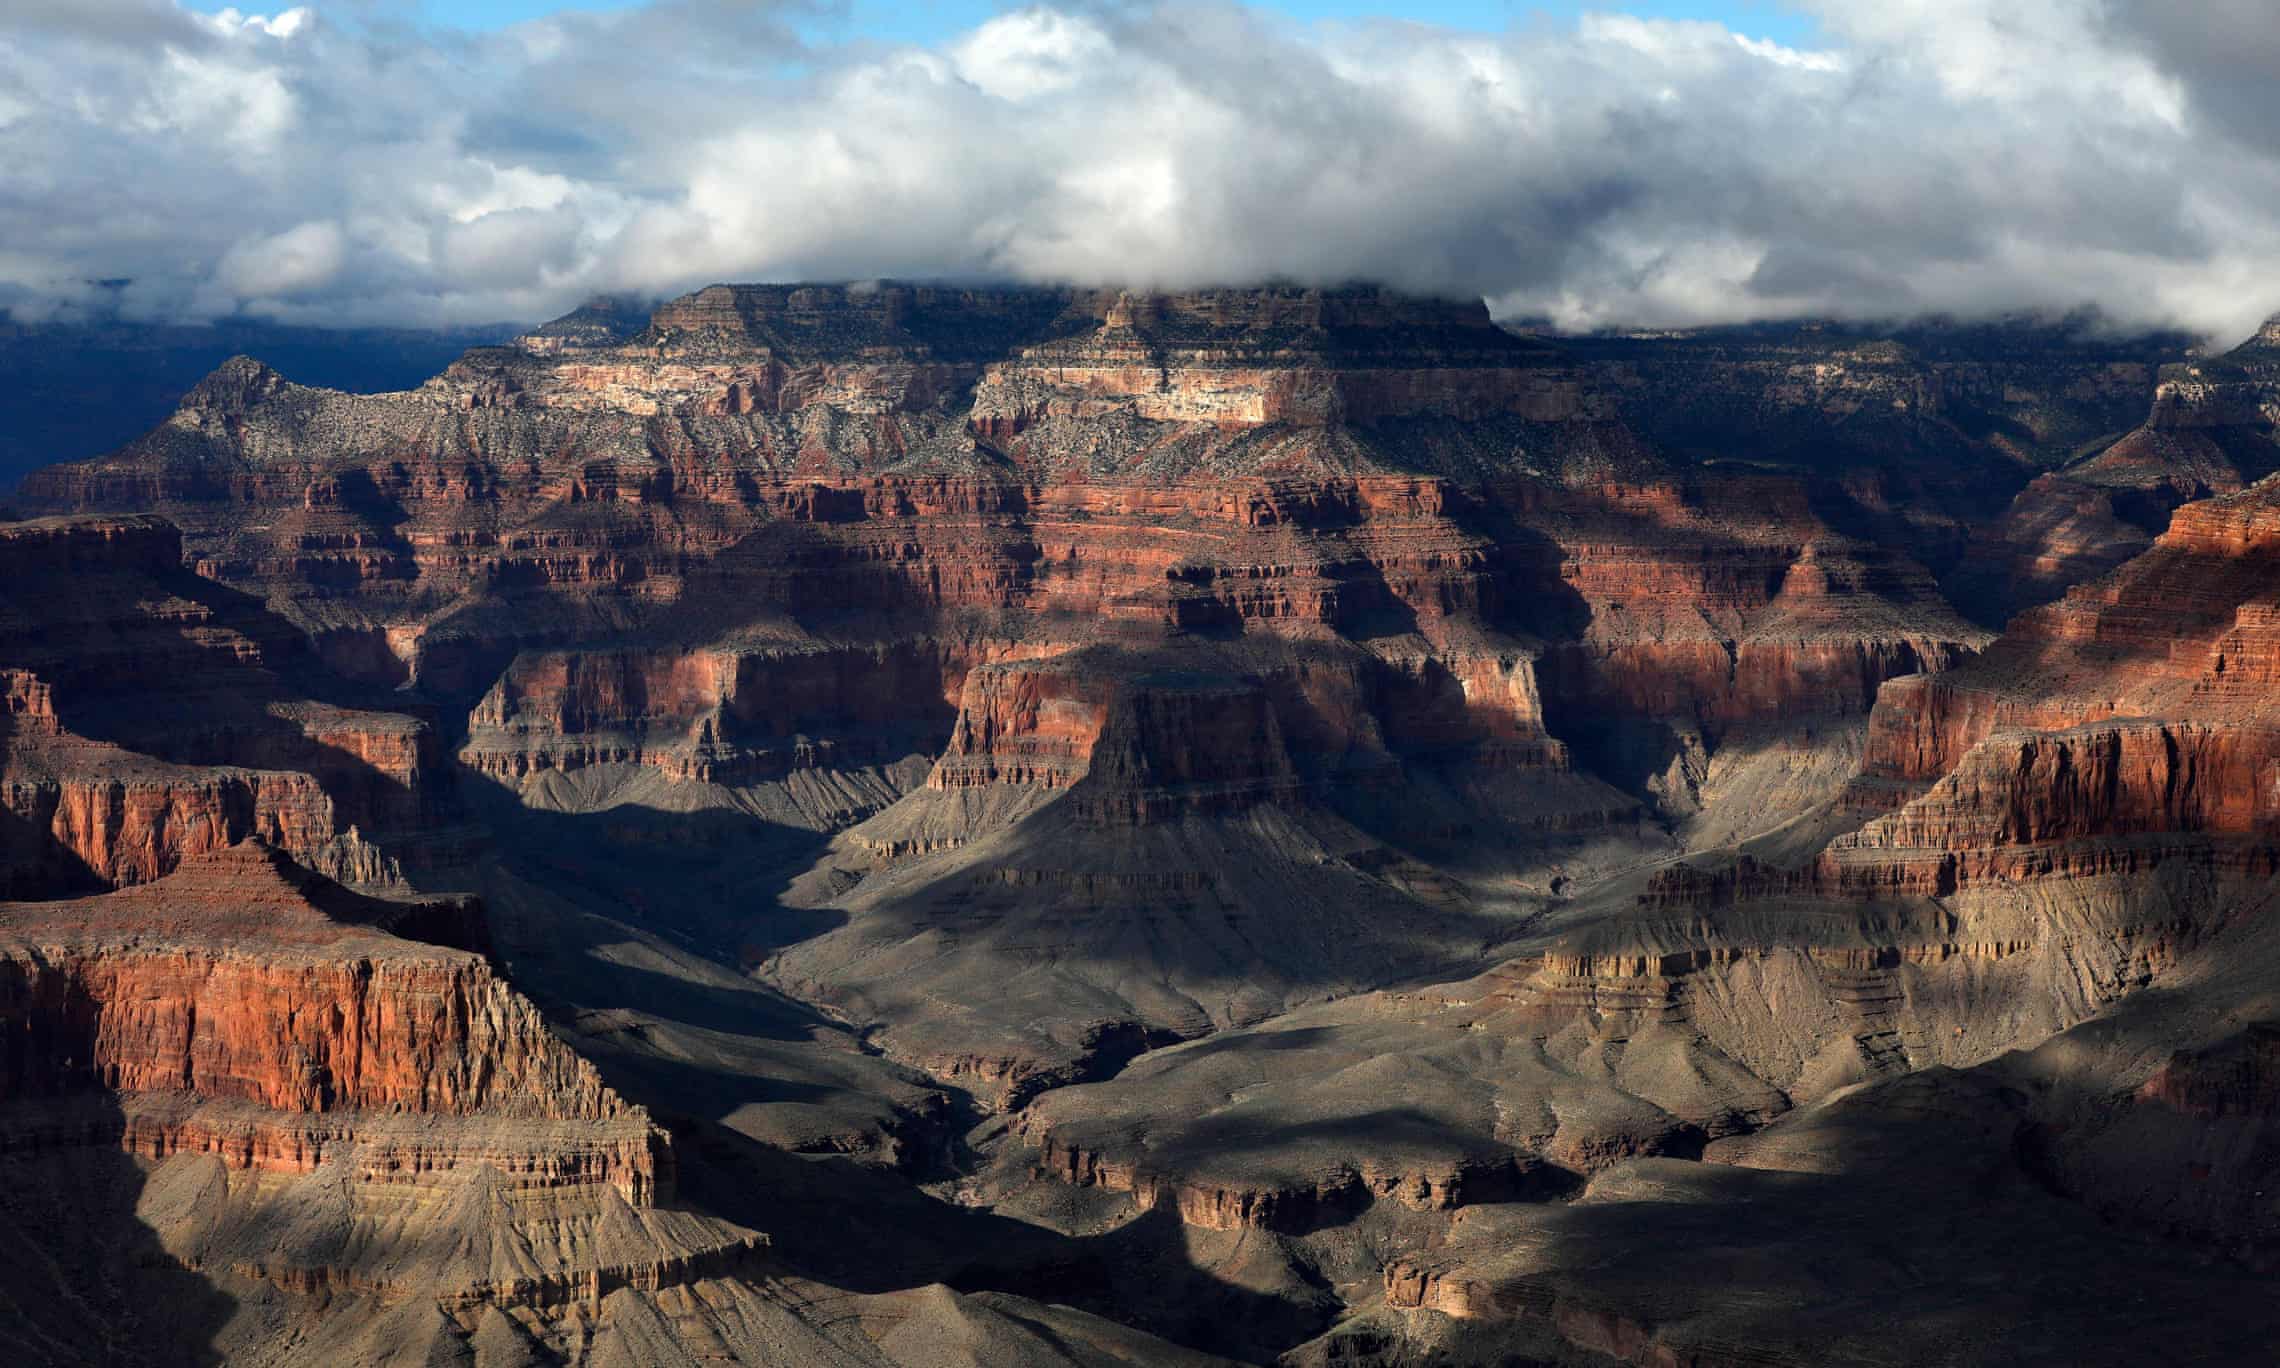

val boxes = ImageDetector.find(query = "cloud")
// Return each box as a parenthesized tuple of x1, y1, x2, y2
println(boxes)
(1731, 34, 1844, 73)
(2102, 0, 2280, 156)
(949, 9, 1114, 100)
(2, 0, 2278, 341)
(213, 219, 345, 299)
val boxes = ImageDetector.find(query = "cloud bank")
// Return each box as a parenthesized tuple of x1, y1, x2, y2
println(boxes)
(3, 0, 2278, 340)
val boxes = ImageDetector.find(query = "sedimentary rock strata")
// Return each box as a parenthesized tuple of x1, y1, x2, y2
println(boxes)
(0, 515, 434, 893)
(11, 287, 2280, 1366)
(1841, 476, 2280, 895)
(0, 843, 797, 1364)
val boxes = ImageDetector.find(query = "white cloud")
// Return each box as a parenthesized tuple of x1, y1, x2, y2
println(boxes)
(949, 8, 1112, 101)
(3, 1, 2279, 341)
(143, 47, 296, 151)
(1733, 34, 1844, 73)
(214, 219, 344, 298)
(433, 205, 583, 287)
(203, 7, 310, 40)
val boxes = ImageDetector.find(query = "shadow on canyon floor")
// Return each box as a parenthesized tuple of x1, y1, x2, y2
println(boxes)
(470, 777, 854, 960)
(1484, 1074, 2280, 1366)
(1418, 887, 2280, 1367)
(0, 1096, 238, 1368)
(669, 1119, 1344, 1364)
(471, 784, 1512, 1361)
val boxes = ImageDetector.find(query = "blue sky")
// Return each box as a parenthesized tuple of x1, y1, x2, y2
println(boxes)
(190, 1, 1821, 48)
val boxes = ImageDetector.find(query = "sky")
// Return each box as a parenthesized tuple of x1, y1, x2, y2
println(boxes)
(180, 1, 1822, 47)
(8, 2, 2280, 341)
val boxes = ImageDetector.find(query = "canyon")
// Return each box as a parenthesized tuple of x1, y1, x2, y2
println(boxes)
(4, 282, 2279, 1365)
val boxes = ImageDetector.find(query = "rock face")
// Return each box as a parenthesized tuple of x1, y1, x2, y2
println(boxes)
(10, 284, 1997, 850)
(1528, 480, 1991, 806)
(1846, 477, 2280, 885)
(0, 845, 654, 1177)
(461, 637, 957, 786)
(0, 843, 798, 1366)
(0, 515, 435, 894)
(18, 287, 2280, 1367)
(934, 652, 1305, 823)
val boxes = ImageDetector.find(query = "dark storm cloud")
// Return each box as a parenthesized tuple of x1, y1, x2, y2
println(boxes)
(1, 0, 2276, 339)
(2103, 0, 2280, 157)
(7, 0, 215, 49)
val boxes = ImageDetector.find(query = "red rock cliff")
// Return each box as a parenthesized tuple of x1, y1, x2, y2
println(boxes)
(0, 845, 663, 1201)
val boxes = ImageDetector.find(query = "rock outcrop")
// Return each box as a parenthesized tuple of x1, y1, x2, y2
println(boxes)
(0, 842, 792, 1363)
(462, 637, 959, 787)
(0, 514, 439, 894)
(1838, 477, 2280, 897)
(0, 848, 628, 1134)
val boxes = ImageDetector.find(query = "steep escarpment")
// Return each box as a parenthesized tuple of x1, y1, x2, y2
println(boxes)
(1946, 337, 2280, 623)
(0, 515, 443, 894)
(1832, 719, 2280, 892)
(1851, 477, 2280, 863)
(6, 935, 608, 1130)
(0, 750, 341, 896)
(0, 842, 803, 1368)
(462, 635, 960, 789)
(12, 287, 1995, 780)
(0, 845, 655, 1174)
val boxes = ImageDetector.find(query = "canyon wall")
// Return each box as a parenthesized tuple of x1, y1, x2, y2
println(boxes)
(13, 286, 2276, 1368)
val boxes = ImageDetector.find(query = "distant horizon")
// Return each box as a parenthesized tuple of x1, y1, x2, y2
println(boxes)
(2, 275, 2237, 353)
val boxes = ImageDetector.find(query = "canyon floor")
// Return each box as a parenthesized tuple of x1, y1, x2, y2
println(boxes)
(4, 285, 2279, 1366)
